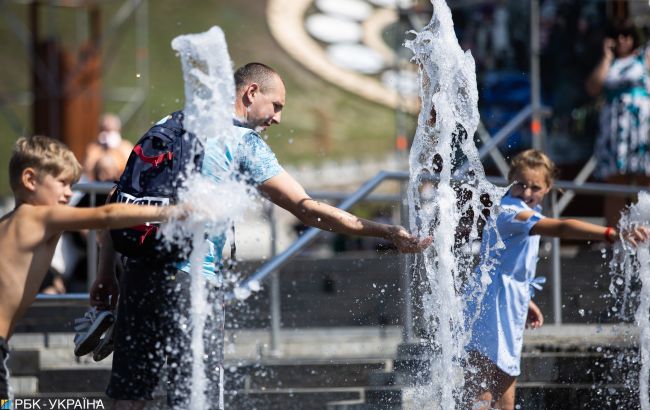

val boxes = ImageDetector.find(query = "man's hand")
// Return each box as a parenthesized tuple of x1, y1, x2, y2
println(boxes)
(92, 230, 119, 310)
(386, 225, 432, 253)
(90, 275, 119, 311)
(526, 300, 544, 329)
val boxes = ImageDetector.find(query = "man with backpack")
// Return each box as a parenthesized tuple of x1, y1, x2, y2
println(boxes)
(87, 62, 431, 410)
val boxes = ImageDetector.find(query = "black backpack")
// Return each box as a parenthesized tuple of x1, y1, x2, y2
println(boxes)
(110, 111, 204, 260)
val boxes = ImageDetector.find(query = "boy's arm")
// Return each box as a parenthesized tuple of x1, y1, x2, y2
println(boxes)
(41, 203, 172, 235)
(258, 171, 431, 253)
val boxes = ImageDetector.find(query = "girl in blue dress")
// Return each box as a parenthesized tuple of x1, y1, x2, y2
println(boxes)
(464, 149, 650, 410)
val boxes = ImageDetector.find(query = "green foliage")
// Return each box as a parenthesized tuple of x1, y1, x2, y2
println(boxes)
(0, 0, 402, 197)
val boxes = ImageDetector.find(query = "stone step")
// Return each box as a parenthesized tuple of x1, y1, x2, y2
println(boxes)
(331, 338, 644, 409)
(11, 376, 38, 395)
(14, 366, 644, 409)
(327, 383, 640, 410)
(28, 359, 389, 393)
(7, 350, 40, 376)
(230, 360, 389, 390)
(225, 388, 362, 410)
(327, 400, 399, 410)
(520, 351, 639, 384)
(368, 352, 638, 390)
(516, 383, 640, 410)
(37, 368, 111, 393)
(8, 326, 402, 365)
(16, 246, 632, 334)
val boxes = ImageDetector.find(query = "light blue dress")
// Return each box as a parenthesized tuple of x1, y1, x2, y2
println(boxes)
(465, 194, 544, 376)
(176, 124, 283, 280)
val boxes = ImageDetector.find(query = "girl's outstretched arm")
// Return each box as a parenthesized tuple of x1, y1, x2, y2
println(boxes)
(517, 210, 650, 245)
(528, 214, 613, 241)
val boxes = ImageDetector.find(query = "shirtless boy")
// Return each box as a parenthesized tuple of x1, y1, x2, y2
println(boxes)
(0, 135, 174, 398)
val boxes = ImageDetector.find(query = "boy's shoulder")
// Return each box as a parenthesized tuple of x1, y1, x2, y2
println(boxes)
(2, 203, 81, 230)
(1, 204, 46, 229)
(0, 204, 52, 250)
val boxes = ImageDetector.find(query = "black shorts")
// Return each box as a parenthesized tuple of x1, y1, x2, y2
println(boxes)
(0, 337, 9, 399)
(106, 259, 225, 408)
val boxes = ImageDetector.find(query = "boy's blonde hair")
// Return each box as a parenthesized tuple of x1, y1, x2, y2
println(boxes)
(508, 149, 559, 187)
(9, 135, 82, 192)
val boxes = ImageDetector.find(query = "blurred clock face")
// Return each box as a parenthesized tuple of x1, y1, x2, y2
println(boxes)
(267, 0, 421, 113)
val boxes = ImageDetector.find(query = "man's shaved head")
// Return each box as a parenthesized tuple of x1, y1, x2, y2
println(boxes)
(234, 62, 283, 93)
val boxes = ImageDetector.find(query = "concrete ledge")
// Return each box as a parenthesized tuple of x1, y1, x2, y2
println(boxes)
(523, 324, 639, 349)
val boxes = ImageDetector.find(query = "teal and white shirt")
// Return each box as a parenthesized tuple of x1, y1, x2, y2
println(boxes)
(176, 123, 283, 281)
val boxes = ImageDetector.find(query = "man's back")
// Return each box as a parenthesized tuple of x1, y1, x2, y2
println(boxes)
(176, 124, 283, 278)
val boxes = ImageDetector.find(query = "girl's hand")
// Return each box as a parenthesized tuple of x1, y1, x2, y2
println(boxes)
(526, 300, 544, 329)
(620, 225, 650, 247)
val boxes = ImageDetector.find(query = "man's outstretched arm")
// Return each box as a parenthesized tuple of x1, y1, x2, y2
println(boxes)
(258, 171, 431, 252)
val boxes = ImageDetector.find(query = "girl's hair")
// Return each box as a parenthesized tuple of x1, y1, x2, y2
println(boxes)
(9, 135, 82, 192)
(508, 149, 559, 187)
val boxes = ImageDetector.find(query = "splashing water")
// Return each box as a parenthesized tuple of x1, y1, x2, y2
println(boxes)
(406, 0, 506, 406)
(172, 26, 236, 147)
(610, 192, 650, 409)
(158, 26, 255, 409)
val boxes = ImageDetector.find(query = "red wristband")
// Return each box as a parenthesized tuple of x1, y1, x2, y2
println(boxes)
(604, 226, 615, 243)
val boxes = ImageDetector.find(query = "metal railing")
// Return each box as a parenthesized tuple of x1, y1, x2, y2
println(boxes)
(70, 183, 114, 289)
(33, 103, 646, 350)
(60, 181, 402, 292)
(239, 173, 650, 347)
(233, 170, 407, 292)
(44, 174, 650, 339)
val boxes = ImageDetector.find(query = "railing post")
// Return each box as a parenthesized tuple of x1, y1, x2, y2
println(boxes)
(551, 189, 562, 324)
(530, 0, 545, 151)
(86, 191, 98, 290)
(267, 204, 282, 355)
(400, 179, 415, 343)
